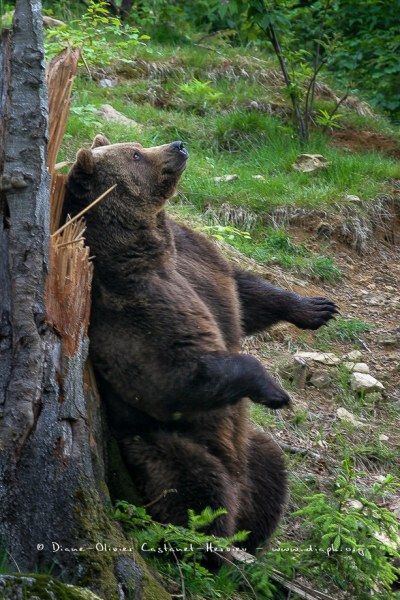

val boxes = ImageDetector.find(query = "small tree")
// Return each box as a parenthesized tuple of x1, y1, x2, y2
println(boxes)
(220, 0, 343, 146)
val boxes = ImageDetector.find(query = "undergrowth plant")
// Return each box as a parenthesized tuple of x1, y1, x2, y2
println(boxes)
(45, 0, 149, 67)
(200, 224, 251, 241)
(113, 459, 400, 599)
(266, 459, 400, 599)
(179, 79, 223, 113)
(219, 0, 346, 145)
(114, 502, 261, 599)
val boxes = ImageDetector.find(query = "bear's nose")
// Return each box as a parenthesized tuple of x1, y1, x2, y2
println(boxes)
(170, 141, 189, 158)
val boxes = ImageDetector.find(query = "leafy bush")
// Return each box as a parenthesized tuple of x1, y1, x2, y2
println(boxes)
(114, 460, 400, 599)
(114, 502, 256, 599)
(45, 0, 149, 67)
(215, 0, 400, 119)
(179, 79, 223, 111)
(267, 460, 400, 599)
(327, 0, 400, 117)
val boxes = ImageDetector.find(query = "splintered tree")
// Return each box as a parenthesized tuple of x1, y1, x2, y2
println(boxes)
(0, 1, 169, 598)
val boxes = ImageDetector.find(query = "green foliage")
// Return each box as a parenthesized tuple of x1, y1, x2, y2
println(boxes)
(266, 460, 400, 599)
(115, 466, 400, 599)
(69, 104, 103, 128)
(267, 0, 400, 118)
(200, 225, 251, 242)
(114, 501, 254, 599)
(0, 1, 14, 27)
(179, 78, 223, 110)
(0, 548, 10, 574)
(316, 108, 344, 129)
(315, 317, 373, 345)
(125, 0, 223, 41)
(231, 227, 342, 282)
(327, 0, 400, 117)
(58, 43, 400, 213)
(216, 0, 400, 121)
(217, 0, 344, 145)
(45, 1, 149, 67)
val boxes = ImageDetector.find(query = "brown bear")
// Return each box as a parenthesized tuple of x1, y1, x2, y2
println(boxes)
(63, 135, 337, 555)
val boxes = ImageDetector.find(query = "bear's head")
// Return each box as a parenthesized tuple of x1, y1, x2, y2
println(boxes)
(64, 134, 189, 224)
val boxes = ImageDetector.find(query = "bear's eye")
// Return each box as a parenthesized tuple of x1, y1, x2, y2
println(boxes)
(133, 151, 141, 161)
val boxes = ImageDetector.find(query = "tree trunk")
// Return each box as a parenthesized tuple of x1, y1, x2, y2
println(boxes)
(0, 2, 169, 599)
(120, 0, 135, 21)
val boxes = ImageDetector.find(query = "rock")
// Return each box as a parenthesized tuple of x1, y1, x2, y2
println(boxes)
(345, 194, 362, 204)
(345, 499, 364, 510)
(377, 333, 400, 348)
(0, 575, 104, 599)
(231, 547, 256, 563)
(367, 296, 384, 306)
(379, 434, 389, 442)
(309, 371, 331, 389)
(43, 16, 66, 27)
(96, 104, 142, 129)
(350, 372, 384, 393)
(374, 475, 387, 483)
(374, 531, 398, 550)
(343, 362, 370, 374)
(213, 174, 239, 183)
(98, 78, 119, 89)
(336, 407, 367, 428)
(249, 100, 260, 110)
(252, 175, 265, 181)
(294, 351, 340, 366)
(353, 363, 370, 374)
(343, 361, 355, 371)
(291, 357, 310, 388)
(279, 357, 310, 388)
(292, 154, 329, 173)
(345, 350, 363, 361)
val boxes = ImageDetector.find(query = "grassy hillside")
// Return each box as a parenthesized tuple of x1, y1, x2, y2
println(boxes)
(48, 18, 400, 600)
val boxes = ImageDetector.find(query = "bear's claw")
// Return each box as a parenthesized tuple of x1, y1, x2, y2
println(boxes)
(290, 296, 339, 330)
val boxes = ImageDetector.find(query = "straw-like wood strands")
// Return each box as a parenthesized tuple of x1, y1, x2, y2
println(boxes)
(45, 218, 93, 356)
(46, 47, 80, 174)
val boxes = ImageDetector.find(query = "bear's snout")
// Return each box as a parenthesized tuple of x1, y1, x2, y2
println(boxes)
(169, 140, 189, 159)
(161, 141, 189, 175)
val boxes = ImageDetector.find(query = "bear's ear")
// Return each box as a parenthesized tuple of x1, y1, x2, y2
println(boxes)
(91, 134, 111, 149)
(75, 148, 95, 175)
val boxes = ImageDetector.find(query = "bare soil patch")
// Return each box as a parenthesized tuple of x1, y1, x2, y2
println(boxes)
(331, 127, 400, 159)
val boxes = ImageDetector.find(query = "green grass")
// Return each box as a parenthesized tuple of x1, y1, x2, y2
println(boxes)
(226, 226, 342, 282)
(315, 317, 373, 349)
(59, 40, 400, 217)
(249, 403, 279, 430)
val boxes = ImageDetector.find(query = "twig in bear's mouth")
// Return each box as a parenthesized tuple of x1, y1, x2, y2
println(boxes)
(51, 183, 118, 237)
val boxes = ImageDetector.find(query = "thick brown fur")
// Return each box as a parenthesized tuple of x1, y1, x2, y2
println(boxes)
(63, 135, 337, 556)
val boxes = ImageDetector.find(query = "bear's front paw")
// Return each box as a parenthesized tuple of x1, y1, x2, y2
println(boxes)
(290, 296, 338, 330)
(252, 380, 291, 410)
